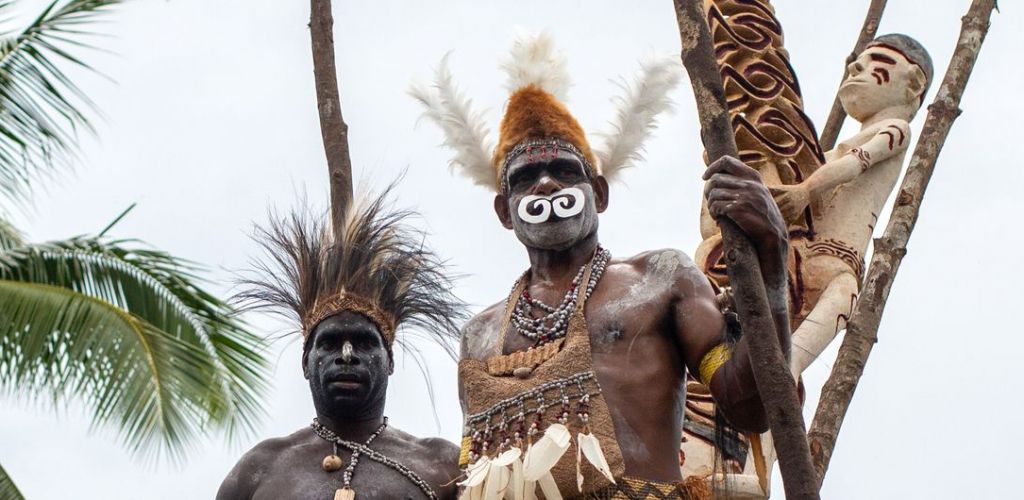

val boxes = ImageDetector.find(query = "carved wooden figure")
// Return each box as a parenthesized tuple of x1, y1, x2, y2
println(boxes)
(681, 1, 932, 493)
(779, 35, 931, 378)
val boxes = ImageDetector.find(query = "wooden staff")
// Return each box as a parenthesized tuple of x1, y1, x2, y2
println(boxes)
(819, 0, 888, 151)
(807, 0, 999, 484)
(310, 0, 354, 234)
(673, 1, 819, 497)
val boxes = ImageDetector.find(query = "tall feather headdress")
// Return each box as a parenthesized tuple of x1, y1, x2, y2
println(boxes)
(411, 31, 682, 192)
(236, 184, 465, 358)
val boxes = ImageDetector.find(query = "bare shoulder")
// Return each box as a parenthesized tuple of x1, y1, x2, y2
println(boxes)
(382, 428, 461, 494)
(460, 301, 506, 361)
(615, 248, 714, 298)
(216, 429, 310, 500)
(396, 429, 460, 462)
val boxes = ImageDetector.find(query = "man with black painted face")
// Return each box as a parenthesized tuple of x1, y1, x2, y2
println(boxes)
(217, 191, 464, 500)
(415, 33, 791, 498)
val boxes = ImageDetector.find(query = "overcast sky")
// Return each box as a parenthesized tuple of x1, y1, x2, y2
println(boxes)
(1, 1, 1020, 498)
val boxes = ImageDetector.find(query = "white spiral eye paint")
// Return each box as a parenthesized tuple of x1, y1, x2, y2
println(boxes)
(551, 187, 585, 218)
(516, 187, 585, 224)
(517, 195, 553, 224)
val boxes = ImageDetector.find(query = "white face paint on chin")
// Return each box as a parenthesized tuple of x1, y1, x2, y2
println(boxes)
(517, 187, 586, 224)
(510, 184, 599, 251)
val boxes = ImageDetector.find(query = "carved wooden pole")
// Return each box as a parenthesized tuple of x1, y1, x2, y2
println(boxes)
(674, 1, 818, 498)
(808, 0, 998, 484)
(310, 0, 354, 234)
(819, 0, 888, 151)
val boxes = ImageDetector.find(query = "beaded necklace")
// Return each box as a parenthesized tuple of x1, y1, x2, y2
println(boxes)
(510, 246, 611, 346)
(311, 417, 438, 500)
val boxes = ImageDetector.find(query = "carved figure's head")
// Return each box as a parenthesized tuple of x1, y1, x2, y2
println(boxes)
(303, 311, 391, 418)
(839, 34, 933, 121)
(494, 144, 608, 251)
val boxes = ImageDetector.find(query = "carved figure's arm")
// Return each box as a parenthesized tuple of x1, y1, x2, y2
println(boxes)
(807, 119, 912, 197)
(699, 198, 717, 239)
(772, 120, 911, 223)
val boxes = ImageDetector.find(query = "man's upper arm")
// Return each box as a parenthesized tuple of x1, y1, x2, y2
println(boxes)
(668, 251, 727, 378)
(424, 437, 462, 496)
(458, 307, 501, 420)
(459, 306, 502, 361)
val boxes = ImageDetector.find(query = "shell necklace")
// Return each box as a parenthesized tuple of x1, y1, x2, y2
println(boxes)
(311, 417, 438, 500)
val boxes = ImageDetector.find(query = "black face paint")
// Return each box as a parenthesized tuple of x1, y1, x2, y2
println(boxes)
(304, 311, 390, 420)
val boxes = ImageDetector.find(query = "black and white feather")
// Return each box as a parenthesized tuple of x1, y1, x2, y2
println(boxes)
(409, 54, 496, 189)
(593, 56, 683, 181)
(236, 183, 465, 358)
(500, 30, 571, 101)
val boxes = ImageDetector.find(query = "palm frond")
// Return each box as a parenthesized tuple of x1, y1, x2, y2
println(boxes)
(0, 214, 22, 250)
(0, 235, 269, 461)
(0, 462, 25, 500)
(0, 0, 119, 206)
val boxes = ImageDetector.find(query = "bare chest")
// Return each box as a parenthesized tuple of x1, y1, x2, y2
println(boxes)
(493, 265, 676, 357)
(253, 447, 438, 500)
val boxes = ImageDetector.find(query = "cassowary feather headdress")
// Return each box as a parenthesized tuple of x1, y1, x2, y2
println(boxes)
(236, 184, 465, 359)
(410, 31, 683, 193)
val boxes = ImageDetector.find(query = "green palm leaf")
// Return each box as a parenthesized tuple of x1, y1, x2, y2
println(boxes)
(0, 0, 119, 206)
(0, 215, 22, 250)
(0, 234, 269, 461)
(0, 462, 24, 500)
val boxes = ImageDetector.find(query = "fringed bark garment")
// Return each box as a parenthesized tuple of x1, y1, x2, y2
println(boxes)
(459, 262, 625, 496)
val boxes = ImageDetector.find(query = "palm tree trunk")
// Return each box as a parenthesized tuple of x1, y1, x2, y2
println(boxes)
(807, 0, 999, 484)
(310, 0, 354, 234)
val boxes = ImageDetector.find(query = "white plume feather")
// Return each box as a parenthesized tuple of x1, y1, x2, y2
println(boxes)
(594, 56, 683, 181)
(409, 54, 496, 190)
(501, 31, 571, 101)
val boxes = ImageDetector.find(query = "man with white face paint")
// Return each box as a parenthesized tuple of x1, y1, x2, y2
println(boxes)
(413, 33, 791, 499)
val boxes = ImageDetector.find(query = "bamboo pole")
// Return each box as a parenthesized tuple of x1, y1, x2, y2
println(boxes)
(310, 0, 354, 234)
(807, 0, 999, 484)
(819, 0, 888, 151)
(673, 1, 818, 498)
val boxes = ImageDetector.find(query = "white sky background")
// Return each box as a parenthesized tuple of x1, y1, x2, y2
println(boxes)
(1, 0, 1021, 498)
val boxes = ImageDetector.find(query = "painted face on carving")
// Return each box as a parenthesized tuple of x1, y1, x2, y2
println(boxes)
(839, 45, 927, 122)
(501, 148, 601, 251)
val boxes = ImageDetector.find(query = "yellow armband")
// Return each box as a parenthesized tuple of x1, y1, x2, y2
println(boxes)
(698, 343, 733, 386)
(458, 435, 472, 466)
